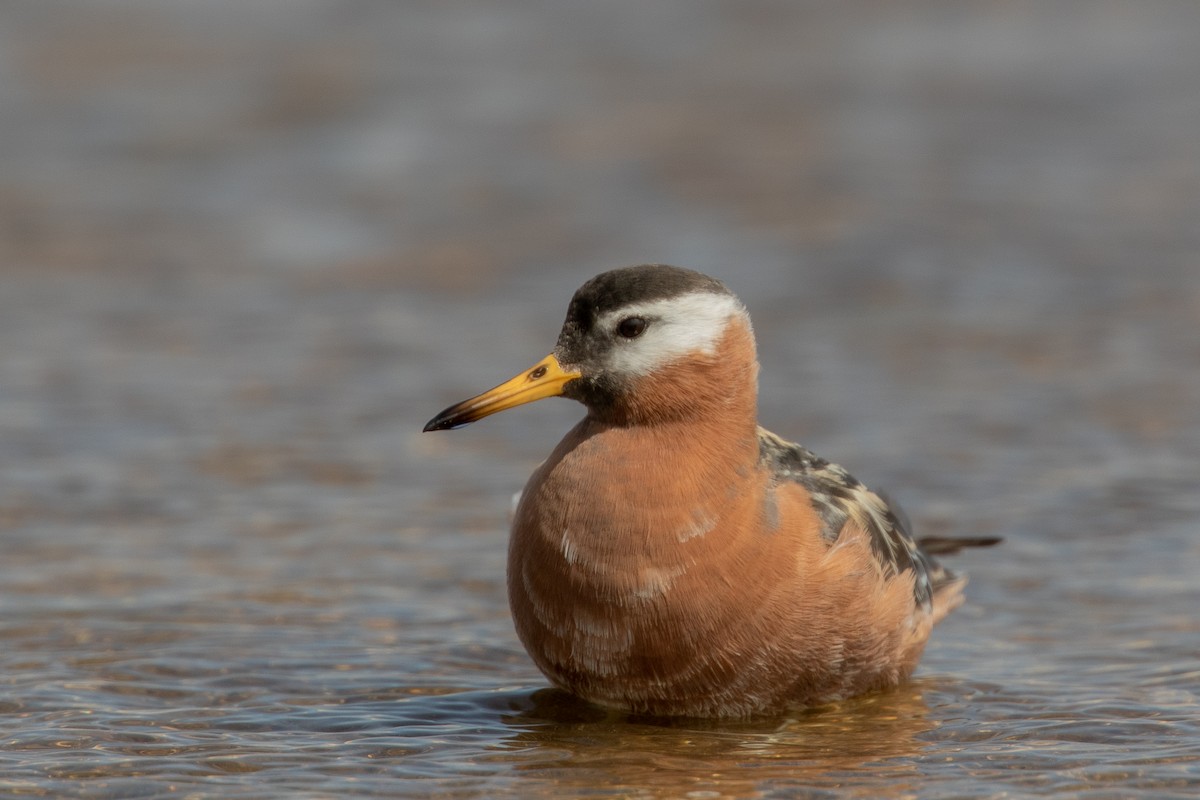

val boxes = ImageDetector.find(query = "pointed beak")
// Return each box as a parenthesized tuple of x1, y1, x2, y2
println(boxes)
(423, 354, 582, 432)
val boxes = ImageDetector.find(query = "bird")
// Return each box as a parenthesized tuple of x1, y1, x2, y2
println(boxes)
(424, 264, 997, 718)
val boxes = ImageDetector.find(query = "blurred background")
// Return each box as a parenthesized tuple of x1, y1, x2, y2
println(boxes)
(2, 2, 1198, 797)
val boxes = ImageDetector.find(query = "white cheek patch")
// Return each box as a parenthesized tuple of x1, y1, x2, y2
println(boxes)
(598, 291, 748, 377)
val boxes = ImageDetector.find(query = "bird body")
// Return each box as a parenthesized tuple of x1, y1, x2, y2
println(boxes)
(425, 264, 994, 718)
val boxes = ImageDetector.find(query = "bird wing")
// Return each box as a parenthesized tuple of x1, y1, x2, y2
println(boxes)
(756, 427, 936, 609)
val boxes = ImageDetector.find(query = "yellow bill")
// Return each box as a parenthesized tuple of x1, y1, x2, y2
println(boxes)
(423, 354, 581, 431)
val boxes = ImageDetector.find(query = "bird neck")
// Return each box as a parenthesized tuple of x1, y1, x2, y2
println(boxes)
(520, 319, 764, 555)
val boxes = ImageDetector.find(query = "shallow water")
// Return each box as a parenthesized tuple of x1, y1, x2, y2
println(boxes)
(3, 2, 1200, 798)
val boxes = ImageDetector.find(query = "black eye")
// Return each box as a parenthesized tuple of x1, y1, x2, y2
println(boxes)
(617, 316, 647, 339)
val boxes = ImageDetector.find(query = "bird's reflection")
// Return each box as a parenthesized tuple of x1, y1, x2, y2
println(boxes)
(488, 680, 948, 797)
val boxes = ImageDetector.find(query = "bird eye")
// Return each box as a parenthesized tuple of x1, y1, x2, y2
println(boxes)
(617, 316, 648, 339)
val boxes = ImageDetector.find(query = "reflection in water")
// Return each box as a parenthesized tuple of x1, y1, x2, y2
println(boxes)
(490, 685, 938, 797)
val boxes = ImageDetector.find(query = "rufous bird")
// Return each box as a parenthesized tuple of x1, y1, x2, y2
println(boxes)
(425, 264, 996, 718)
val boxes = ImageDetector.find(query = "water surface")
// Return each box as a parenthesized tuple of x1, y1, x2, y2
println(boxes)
(2, 2, 1199, 797)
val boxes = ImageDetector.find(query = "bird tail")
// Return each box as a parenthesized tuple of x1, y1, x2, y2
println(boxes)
(917, 535, 1003, 557)
(918, 536, 1001, 625)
